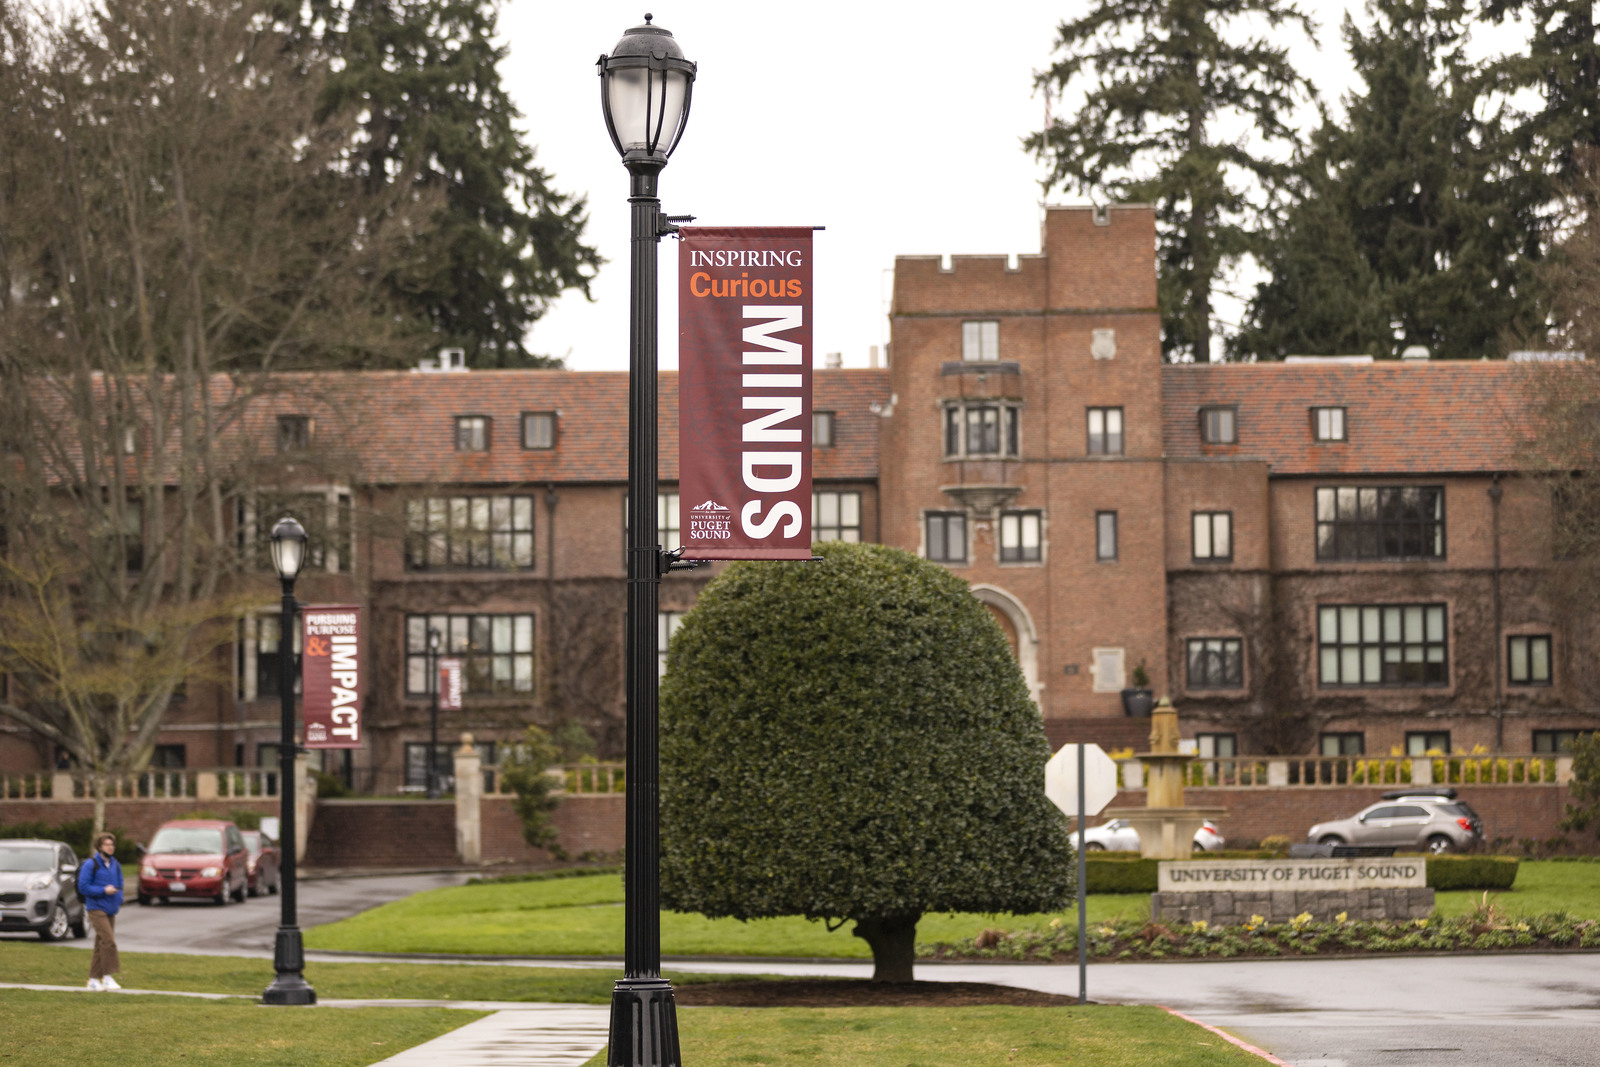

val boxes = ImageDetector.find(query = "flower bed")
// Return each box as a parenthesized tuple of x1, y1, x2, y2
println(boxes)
(921, 907, 1600, 962)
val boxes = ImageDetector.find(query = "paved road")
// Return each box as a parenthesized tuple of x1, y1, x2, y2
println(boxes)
(10, 875, 1598, 1066)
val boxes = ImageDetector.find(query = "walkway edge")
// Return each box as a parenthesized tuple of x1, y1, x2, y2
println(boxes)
(1162, 1006, 1293, 1065)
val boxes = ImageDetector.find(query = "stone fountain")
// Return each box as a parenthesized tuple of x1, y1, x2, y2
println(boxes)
(1101, 697, 1227, 860)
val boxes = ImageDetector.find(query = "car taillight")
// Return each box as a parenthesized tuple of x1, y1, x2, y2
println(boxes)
(1457, 817, 1472, 831)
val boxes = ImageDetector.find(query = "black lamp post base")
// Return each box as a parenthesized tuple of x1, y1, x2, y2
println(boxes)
(263, 926, 316, 1005)
(607, 977, 680, 1067)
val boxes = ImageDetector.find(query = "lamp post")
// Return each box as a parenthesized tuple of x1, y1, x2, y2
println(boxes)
(426, 627, 442, 798)
(597, 15, 695, 1066)
(263, 515, 315, 1006)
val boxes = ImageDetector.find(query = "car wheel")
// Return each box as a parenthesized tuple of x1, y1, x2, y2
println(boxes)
(38, 902, 71, 942)
(137, 893, 152, 906)
(71, 912, 87, 939)
(247, 879, 259, 899)
(1426, 834, 1454, 855)
(1085, 842, 1106, 851)
(214, 887, 229, 906)
(268, 871, 280, 895)
(1319, 835, 1345, 846)
(233, 878, 247, 903)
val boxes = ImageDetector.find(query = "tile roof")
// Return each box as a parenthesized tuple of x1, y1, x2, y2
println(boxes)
(1161, 361, 1564, 476)
(265, 368, 889, 486)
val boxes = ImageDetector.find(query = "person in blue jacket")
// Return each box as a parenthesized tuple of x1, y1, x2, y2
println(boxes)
(77, 833, 124, 991)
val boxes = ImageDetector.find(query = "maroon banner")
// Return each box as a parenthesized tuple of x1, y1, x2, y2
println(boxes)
(438, 658, 464, 711)
(678, 226, 814, 559)
(301, 605, 362, 750)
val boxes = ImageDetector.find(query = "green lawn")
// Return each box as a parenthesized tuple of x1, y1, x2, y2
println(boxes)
(581, 1006, 1265, 1066)
(306, 862, 1595, 958)
(303, 873, 1149, 958)
(0, 943, 733, 1004)
(0, 988, 480, 1067)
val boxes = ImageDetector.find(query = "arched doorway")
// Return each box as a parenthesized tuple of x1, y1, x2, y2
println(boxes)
(970, 584, 1041, 707)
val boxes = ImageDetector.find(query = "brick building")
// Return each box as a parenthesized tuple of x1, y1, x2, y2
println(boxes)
(1, 203, 1593, 790)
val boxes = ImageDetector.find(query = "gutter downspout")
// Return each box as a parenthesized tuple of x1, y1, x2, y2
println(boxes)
(1488, 478, 1504, 751)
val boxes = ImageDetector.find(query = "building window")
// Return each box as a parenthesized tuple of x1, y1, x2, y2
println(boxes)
(454, 416, 490, 452)
(121, 425, 139, 455)
(405, 496, 534, 571)
(404, 741, 494, 791)
(1197, 734, 1237, 758)
(150, 744, 186, 769)
(1320, 732, 1365, 757)
(277, 415, 312, 452)
(1087, 407, 1124, 456)
(925, 511, 966, 563)
(1533, 730, 1589, 754)
(1312, 407, 1346, 442)
(962, 320, 999, 362)
(1096, 511, 1117, 561)
(1192, 511, 1232, 561)
(244, 492, 352, 574)
(252, 614, 302, 700)
(1508, 635, 1552, 686)
(1315, 486, 1445, 561)
(1200, 406, 1236, 444)
(1318, 604, 1447, 687)
(813, 411, 835, 448)
(999, 510, 1042, 563)
(943, 402, 1020, 458)
(1405, 731, 1451, 756)
(1186, 638, 1243, 689)
(1091, 647, 1125, 692)
(658, 611, 684, 678)
(813, 490, 861, 542)
(658, 492, 680, 552)
(405, 614, 534, 696)
(522, 412, 556, 450)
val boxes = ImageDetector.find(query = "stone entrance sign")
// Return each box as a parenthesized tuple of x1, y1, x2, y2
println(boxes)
(1152, 856, 1433, 925)
(1159, 858, 1426, 893)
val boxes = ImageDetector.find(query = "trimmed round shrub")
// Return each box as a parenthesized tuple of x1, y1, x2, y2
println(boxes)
(659, 542, 1073, 981)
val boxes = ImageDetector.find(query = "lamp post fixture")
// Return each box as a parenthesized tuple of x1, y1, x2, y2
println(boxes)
(263, 515, 315, 1006)
(597, 14, 696, 1066)
(425, 627, 442, 799)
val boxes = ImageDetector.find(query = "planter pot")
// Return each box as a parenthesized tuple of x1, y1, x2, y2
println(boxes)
(1121, 688, 1154, 717)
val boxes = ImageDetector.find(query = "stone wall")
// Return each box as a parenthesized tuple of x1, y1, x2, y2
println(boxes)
(1153, 887, 1434, 925)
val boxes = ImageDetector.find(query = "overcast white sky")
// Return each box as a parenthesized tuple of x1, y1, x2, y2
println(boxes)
(500, 2, 1526, 371)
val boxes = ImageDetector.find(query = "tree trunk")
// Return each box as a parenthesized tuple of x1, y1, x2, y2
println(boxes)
(92, 773, 106, 838)
(852, 913, 920, 983)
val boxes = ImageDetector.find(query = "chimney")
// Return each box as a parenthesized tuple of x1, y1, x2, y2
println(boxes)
(869, 345, 880, 369)
(823, 351, 843, 370)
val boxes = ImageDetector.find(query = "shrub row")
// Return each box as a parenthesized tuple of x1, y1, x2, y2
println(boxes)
(466, 864, 623, 887)
(1083, 853, 1519, 893)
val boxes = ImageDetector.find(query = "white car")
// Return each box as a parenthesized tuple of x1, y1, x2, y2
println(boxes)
(1079, 818, 1225, 852)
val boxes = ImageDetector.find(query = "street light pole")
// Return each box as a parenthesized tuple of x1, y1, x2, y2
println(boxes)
(597, 15, 696, 1066)
(263, 516, 315, 1006)
(426, 627, 442, 799)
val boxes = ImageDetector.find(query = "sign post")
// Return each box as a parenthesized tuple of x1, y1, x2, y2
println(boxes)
(1045, 742, 1118, 1004)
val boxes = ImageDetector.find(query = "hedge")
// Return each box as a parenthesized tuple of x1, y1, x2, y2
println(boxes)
(1084, 853, 1520, 894)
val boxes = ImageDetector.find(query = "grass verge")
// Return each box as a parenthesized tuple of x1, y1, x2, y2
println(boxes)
(302, 861, 1596, 958)
(0, 943, 739, 1004)
(579, 1005, 1267, 1066)
(0, 988, 480, 1067)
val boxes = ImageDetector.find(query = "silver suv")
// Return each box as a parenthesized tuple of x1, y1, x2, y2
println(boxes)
(0, 838, 88, 940)
(1306, 788, 1484, 854)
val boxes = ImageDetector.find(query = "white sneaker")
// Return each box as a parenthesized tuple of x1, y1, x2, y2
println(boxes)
(101, 976, 122, 991)
(87, 978, 103, 991)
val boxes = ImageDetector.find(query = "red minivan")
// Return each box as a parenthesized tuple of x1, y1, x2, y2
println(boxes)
(138, 819, 250, 906)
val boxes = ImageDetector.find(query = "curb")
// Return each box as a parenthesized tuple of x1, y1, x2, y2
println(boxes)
(1162, 1007, 1292, 1065)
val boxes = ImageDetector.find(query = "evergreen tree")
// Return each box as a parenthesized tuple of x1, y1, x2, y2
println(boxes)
(1237, 0, 1552, 360)
(1026, 0, 1317, 362)
(1486, 0, 1600, 184)
(306, 0, 600, 367)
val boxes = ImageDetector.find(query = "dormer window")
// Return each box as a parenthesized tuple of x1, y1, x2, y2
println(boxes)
(813, 411, 835, 448)
(1312, 406, 1346, 442)
(455, 416, 490, 452)
(277, 415, 311, 452)
(522, 412, 556, 450)
(961, 320, 999, 362)
(1200, 406, 1236, 444)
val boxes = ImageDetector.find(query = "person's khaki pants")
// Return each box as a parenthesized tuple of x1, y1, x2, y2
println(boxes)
(88, 911, 119, 979)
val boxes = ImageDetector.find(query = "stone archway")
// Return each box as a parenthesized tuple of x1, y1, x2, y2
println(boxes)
(970, 584, 1041, 707)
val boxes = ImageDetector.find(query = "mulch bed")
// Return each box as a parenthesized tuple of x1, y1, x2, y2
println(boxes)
(674, 979, 1080, 1008)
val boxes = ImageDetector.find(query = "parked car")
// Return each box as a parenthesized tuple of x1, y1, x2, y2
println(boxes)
(242, 830, 281, 897)
(1306, 788, 1483, 854)
(0, 838, 87, 941)
(1079, 818, 1225, 852)
(138, 819, 249, 905)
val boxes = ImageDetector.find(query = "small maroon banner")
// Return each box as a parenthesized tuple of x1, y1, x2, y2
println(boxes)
(438, 658, 464, 711)
(678, 226, 814, 559)
(301, 605, 362, 750)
